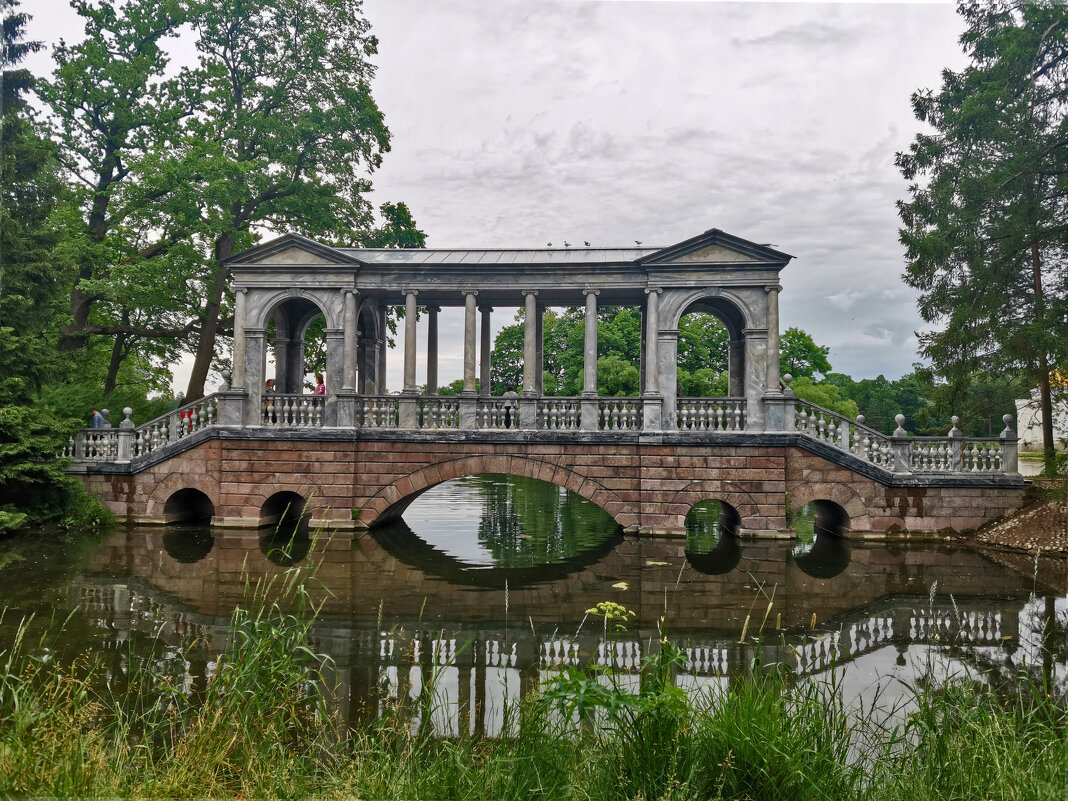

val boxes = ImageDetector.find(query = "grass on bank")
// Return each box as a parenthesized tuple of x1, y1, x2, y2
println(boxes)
(0, 539, 1065, 800)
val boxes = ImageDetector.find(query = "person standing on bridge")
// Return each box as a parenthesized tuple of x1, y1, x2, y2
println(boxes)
(313, 374, 325, 395)
(90, 409, 105, 428)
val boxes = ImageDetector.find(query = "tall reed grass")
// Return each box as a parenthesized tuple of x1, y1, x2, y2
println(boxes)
(0, 535, 1064, 800)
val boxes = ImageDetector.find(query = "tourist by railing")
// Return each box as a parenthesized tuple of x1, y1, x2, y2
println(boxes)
(263, 393, 324, 428)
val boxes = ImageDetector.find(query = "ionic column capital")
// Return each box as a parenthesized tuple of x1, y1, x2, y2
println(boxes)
(478, 305, 494, 313)
(522, 289, 539, 297)
(425, 303, 441, 313)
(764, 284, 783, 294)
(402, 288, 419, 297)
(583, 287, 600, 296)
(462, 288, 479, 297)
(645, 286, 662, 295)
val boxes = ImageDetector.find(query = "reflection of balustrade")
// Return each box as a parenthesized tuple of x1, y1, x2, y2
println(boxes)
(677, 398, 745, 431)
(597, 639, 642, 671)
(683, 645, 729, 676)
(909, 609, 1002, 643)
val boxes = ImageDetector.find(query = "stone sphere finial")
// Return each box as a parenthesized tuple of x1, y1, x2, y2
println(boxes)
(222, 369, 232, 381)
(948, 415, 962, 437)
(782, 373, 793, 386)
(1003, 413, 1013, 427)
(1001, 414, 1015, 437)
(120, 407, 135, 429)
(856, 414, 865, 425)
(123, 406, 132, 418)
(892, 413, 907, 438)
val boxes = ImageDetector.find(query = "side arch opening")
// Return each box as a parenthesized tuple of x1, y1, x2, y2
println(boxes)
(259, 490, 311, 565)
(163, 488, 215, 525)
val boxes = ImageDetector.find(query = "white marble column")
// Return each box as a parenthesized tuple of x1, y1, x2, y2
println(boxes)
(231, 288, 249, 388)
(582, 289, 599, 396)
(403, 289, 419, 393)
(743, 329, 768, 430)
(765, 284, 782, 392)
(243, 327, 267, 425)
(643, 288, 661, 395)
(343, 290, 357, 390)
(728, 339, 745, 398)
(522, 290, 539, 395)
(462, 290, 478, 394)
(376, 304, 388, 393)
(272, 336, 291, 391)
(479, 305, 492, 396)
(426, 304, 440, 395)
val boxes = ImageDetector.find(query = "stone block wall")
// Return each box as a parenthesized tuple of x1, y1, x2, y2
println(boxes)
(78, 432, 1025, 537)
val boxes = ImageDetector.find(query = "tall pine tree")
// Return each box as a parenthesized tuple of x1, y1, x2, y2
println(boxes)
(897, 0, 1068, 474)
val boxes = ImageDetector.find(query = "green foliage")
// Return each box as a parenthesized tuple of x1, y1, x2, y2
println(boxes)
(790, 376, 860, 420)
(490, 308, 734, 397)
(780, 326, 832, 380)
(678, 312, 729, 375)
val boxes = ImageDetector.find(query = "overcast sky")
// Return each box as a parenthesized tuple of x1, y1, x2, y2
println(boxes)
(26, 0, 968, 390)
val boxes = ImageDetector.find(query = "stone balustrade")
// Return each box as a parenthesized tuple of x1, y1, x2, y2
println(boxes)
(677, 397, 746, 431)
(264, 393, 324, 428)
(60, 388, 1019, 480)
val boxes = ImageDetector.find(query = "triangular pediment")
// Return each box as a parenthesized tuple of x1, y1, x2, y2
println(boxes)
(640, 228, 793, 267)
(225, 234, 362, 267)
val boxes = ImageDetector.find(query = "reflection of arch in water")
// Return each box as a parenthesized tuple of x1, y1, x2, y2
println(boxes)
(260, 491, 312, 534)
(162, 527, 215, 564)
(371, 518, 624, 590)
(163, 488, 216, 524)
(365, 456, 638, 530)
(259, 529, 312, 566)
(791, 500, 851, 579)
(683, 499, 742, 575)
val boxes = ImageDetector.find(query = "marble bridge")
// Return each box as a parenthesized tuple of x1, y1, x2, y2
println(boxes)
(65, 228, 1025, 537)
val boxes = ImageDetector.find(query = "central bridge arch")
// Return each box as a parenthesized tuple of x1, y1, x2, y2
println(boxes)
(363, 454, 639, 529)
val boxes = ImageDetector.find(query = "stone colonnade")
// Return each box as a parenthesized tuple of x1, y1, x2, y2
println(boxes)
(222, 230, 794, 431)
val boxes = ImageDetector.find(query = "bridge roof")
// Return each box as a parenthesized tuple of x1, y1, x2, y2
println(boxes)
(337, 246, 659, 265)
(226, 228, 794, 271)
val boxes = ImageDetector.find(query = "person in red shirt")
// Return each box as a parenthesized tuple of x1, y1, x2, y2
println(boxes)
(313, 374, 325, 395)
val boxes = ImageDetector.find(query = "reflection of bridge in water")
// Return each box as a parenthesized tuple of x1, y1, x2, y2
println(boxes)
(70, 529, 1066, 736)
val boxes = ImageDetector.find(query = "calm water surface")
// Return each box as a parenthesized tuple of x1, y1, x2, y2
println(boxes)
(1, 473, 1065, 736)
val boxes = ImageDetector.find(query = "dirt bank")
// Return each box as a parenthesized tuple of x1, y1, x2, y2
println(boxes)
(974, 479, 1067, 556)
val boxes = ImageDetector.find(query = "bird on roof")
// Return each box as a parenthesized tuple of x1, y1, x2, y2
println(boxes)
(584, 241, 591, 246)
(564, 241, 571, 248)
(547, 242, 552, 246)
(635, 240, 642, 246)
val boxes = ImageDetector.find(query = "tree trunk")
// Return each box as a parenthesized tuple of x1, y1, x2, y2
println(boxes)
(185, 234, 235, 401)
(1030, 242, 1057, 475)
(104, 310, 130, 395)
(60, 148, 118, 352)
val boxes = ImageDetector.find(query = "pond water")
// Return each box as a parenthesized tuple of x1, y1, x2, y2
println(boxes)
(1, 473, 1065, 737)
